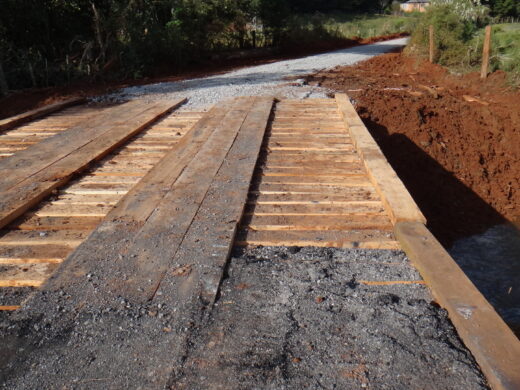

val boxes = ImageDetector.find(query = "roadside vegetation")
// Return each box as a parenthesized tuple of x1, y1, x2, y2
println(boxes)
(406, 0, 520, 84)
(0, 0, 415, 95)
(288, 13, 419, 42)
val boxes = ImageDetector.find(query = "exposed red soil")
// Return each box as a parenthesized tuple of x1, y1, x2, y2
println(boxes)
(308, 53, 519, 246)
(0, 33, 407, 120)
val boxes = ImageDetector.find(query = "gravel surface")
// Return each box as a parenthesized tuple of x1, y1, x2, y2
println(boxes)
(173, 246, 489, 390)
(107, 38, 408, 109)
(0, 247, 488, 389)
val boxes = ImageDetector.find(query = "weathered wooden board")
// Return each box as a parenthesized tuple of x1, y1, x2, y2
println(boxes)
(0, 98, 186, 229)
(236, 229, 399, 249)
(0, 97, 86, 132)
(335, 94, 426, 224)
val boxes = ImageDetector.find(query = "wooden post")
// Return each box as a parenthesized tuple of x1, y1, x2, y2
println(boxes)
(429, 25, 434, 63)
(481, 25, 492, 79)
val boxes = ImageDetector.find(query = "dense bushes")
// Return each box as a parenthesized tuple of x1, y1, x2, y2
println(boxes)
(407, 1, 485, 67)
(407, 0, 519, 83)
(0, 0, 396, 94)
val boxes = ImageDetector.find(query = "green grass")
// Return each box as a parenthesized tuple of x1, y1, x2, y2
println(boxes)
(489, 23, 520, 78)
(321, 14, 420, 39)
(287, 13, 420, 41)
(461, 23, 520, 84)
(406, 2, 519, 86)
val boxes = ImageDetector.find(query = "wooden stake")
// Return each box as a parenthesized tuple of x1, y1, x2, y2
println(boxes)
(429, 25, 434, 63)
(481, 25, 492, 79)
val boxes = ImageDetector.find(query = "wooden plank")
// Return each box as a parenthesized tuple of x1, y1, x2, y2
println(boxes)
(0, 97, 86, 132)
(481, 25, 492, 79)
(245, 203, 386, 216)
(236, 229, 399, 249)
(0, 230, 87, 247)
(243, 214, 393, 231)
(0, 306, 21, 311)
(252, 183, 374, 192)
(395, 221, 520, 390)
(249, 192, 378, 203)
(0, 263, 58, 287)
(257, 175, 371, 186)
(335, 94, 426, 224)
(259, 162, 363, 169)
(0, 98, 186, 230)
(51, 193, 120, 205)
(260, 170, 365, 178)
(16, 215, 104, 230)
(0, 244, 71, 261)
(0, 257, 63, 264)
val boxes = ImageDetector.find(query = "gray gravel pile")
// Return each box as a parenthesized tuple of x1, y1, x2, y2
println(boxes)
(173, 246, 489, 390)
(0, 247, 489, 389)
(105, 38, 408, 109)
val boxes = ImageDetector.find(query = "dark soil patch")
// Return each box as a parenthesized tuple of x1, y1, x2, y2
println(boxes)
(307, 52, 519, 247)
(0, 33, 407, 120)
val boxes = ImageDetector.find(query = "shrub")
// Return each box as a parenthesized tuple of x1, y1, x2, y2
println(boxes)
(406, 0, 489, 66)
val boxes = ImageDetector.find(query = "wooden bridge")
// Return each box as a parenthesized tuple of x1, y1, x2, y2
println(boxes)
(0, 95, 518, 389)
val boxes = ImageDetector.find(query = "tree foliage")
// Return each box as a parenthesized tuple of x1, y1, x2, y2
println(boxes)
(0, 0, 393, 93)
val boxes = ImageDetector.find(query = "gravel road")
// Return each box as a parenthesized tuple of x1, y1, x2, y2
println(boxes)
(109, 38, 408, 109)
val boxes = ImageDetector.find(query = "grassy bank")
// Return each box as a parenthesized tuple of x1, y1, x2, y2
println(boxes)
(283, 14, 419, 44)
(406, 0, 519, 85)
(490, 23, 520, 82)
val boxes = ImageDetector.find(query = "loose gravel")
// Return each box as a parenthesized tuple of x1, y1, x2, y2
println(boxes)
(173, 246, 489, 390)
(106, 38, 408, 109)
(0, 247, 489, 389)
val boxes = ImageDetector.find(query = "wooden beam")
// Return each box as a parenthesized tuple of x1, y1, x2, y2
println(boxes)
(0, 97, 86, 133)
(235, 229, 399, 249)
(429, 25, 435, 63)
(335, 93, 426, 224)
(0, 98, 186, 230)
(395, 222, 520, 390)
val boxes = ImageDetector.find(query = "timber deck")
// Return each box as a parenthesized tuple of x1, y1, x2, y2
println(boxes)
(237, 98, 399, 249)
(0, 96, 518, 389)
(0, 108, 203, 294)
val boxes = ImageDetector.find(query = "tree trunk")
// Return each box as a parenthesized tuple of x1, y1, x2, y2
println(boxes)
(0, 61, 8, 97)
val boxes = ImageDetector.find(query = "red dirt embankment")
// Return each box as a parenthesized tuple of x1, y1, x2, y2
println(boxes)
(308, 53, 519, 246)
